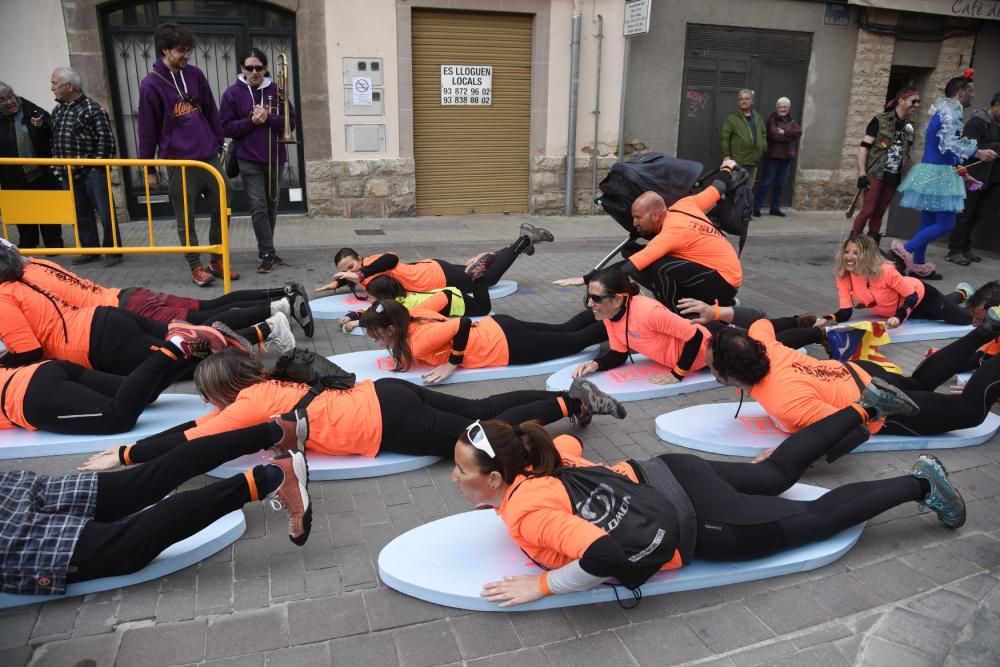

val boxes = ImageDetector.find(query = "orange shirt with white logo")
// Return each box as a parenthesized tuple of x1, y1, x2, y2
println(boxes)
(185, 379, 383, 457)
(359, 253, 447, 293)
(627, 186, 743, 288)
(0, 281, 96, 367)
(603, 295, 709, 372)
(835, 263, 925, 319)
(407, 311, 509, 368)
(748, 320, 874, 433)
(497, 435, 683, 571)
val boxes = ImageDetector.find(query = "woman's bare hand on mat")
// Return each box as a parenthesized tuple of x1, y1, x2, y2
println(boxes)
(315, 280, 341, 293)
(676, 298, 713, 324)
(649, 373, 679, 385)
(572, 361, 598, 378)
(79, 447, 123, 471)
(552, 276, 584, 287)
(422, 363, 457, 384)
(481, 575, 545, 607)
(886, 317, 901, 329)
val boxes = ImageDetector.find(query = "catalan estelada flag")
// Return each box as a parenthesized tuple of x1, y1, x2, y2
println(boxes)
(825, 321, 903, 375)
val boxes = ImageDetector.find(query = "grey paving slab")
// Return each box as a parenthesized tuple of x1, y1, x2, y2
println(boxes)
(507, 609, 576, 647)
(363, 587, 446, 632)
(744, 584, 835, 634)
(683, 602, 775, 654)
(615, 616, 713, 665)
(286, 591, 369, 644)
(117, 620, 207, 667)
(264, 641, 332, 666)
(543, 632, 638, 667)
(727, 640, 799, 667)
(448, 614, 522, 660)
(28, 633, 120, 667)
(328, 632, 399, 667)
(204, 607, 289, 660)
(467, 647, 551, 667)
(391, 619, 462, 667)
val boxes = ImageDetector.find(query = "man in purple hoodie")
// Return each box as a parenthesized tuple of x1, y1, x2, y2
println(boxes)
(138, 22, 236, 287)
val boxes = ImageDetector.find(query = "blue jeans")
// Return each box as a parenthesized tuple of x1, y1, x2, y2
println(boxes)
(67, 169, 121, 250)
(752, 158, 792, 212)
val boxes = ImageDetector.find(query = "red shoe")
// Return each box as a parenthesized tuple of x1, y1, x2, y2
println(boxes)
(191, 265, 215, 287)
(209, 258, 240, 281)
(165, 321, 228, 358)
(465, 252, 495, 282)
(210, 321, 253, 355)
(271, 409, 309, 455)
(267, 451, 312, 545)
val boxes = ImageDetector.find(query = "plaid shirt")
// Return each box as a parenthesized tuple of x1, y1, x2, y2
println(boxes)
(0, 470, 97, 595)
(50, 94, 116, 179)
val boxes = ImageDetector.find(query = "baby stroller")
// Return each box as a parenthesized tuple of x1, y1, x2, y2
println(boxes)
(593, 152, 749, 271)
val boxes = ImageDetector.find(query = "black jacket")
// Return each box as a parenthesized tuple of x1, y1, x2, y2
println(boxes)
(962, 109, 1000, 184)
(0, 96, 55, 189)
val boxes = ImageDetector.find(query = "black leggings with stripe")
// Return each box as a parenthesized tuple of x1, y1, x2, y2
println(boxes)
(494, 310, 608, 365)
(659, 407, 926, 561)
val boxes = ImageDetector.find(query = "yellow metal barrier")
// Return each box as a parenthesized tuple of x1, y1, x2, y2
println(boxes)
(0, 157, 232, 293)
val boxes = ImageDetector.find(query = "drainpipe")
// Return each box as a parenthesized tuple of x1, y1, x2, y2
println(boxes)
(564, 2, 582, 215)
(591, 14, 604, 213)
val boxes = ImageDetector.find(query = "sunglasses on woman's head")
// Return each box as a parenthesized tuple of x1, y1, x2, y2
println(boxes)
(465, 420, 496, 458)
(243, 65, 265, 72)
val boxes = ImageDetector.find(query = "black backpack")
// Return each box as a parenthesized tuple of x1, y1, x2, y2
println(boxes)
(597, 153, 704, 238)
(269, 347, 356, 411)
(704, 165, 752, 255)
(558, 465, 680, 589)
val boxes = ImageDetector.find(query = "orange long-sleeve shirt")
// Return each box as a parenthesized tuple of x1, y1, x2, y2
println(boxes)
(0, 280, 96, 368)
(748, 320, 874, 433)
(604, 295, 709, 372)
(497, 435, 683, 571)
(627, 186, 743, 288)
(835, 263, 925, 319)
(407, 311, 509, 368)
(358, 253, 448, 293)
(185, 379, 383, 457)
(23, 259, 121, 309)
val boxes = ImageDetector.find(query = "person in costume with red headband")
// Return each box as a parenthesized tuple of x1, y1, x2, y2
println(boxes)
(852, 87, 921, 247)
(891, 71, 998, 280)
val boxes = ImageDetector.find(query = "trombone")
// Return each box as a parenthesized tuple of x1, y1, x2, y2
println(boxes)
(267, 52, 297, 201)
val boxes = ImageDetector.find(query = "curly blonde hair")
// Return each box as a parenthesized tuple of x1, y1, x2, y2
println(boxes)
(834, 234, 884, 279)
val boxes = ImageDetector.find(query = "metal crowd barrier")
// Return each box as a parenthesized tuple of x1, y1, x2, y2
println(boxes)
(0, 157, 233, 292)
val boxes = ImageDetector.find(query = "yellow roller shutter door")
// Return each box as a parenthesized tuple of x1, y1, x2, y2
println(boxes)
(412, 9, 532, 215)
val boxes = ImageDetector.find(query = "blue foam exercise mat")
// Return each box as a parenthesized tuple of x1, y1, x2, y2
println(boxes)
(546, 354, 720, 401)
(312, 281, 518, 320)
(655, 402, 1000, 456)
(327, 345, 600, 386)
(207, 450, 441, 480)
(378, 483, 862, 612)
(856, 317, 972, 344)
(0, 511, 245, 609)
(0, 394, 209, 460)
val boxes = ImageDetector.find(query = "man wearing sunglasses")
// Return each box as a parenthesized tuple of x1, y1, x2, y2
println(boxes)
(138, 22, 232, 287)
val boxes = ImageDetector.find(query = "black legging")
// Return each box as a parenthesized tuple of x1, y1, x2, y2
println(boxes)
(190, 303, 272, 330)
(704, 317, 812, 349)
(68, 423, 280, 583)
(87, 307, 169, 376)
(196, 287, 287, 312)
(856, 326, 1000, 435)
(911, 283, 971, 325)
(494, 310, 608, 365)
(659, 407, 926, 561)
(21, 353, 193, 434)
(375, 378, 569, 456)
(439, 235, 531, 297)
(619, 248, 738, 312)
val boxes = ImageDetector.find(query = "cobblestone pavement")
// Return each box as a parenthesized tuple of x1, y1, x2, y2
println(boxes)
(2, 210, 999, 666)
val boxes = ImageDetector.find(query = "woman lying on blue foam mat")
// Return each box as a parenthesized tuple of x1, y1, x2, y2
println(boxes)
(2, 423, 309, 596)
(82, 349, 626, 462)
(451, 395, 963, 607)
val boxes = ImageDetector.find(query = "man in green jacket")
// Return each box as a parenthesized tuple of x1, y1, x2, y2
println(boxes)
(721, 89, 767, 211)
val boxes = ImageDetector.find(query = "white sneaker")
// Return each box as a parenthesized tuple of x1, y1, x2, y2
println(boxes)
(265, 311, 296, 355)
(270, 298, 291, 318)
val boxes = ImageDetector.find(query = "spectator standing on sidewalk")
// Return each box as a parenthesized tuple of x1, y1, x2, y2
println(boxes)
(49, 67, 122, 267)
(138, 22, 235, 287)
(721, 88, 766, 208)
(752, 97, 801, 218)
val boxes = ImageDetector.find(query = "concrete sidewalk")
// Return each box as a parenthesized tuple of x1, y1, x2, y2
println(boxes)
(2, 209, 999, 667)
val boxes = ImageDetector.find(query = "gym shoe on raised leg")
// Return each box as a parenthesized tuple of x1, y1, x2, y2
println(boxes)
(267, 451, 312, 545)
(910, 454, 965, 529)
(272, 409, 309, 455)
(955, 282, 975, 304)
(857, 377, 919, 418)
(518, 222, 555, 256)
(265, 311, 296, 354)
(285, 282, 315, 338)
(568, 378, 627, 427)
(166, 321, 228, 358)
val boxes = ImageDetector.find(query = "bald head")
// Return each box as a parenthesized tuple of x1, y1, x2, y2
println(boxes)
(631, 191, 667, 237)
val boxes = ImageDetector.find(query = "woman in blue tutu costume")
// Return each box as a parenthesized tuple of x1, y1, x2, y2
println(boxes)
(892, 72, 997, 279)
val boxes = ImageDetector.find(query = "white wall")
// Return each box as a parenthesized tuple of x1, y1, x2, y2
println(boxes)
(0, 0, 71, 109)
(326, 0, 399, 160)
